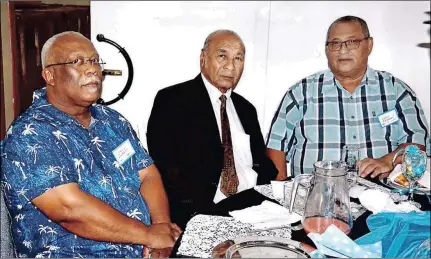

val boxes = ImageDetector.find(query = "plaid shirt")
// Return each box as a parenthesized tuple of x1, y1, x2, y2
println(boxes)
(266, 66, 430, 176)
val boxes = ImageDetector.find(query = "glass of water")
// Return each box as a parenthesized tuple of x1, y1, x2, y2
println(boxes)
(341, 145, 360, 187)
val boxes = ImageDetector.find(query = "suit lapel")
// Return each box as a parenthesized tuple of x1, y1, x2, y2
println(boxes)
(189, 75, 222, 147)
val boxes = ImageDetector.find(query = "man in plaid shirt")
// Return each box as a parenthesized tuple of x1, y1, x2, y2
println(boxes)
(266, 15, 429, 179)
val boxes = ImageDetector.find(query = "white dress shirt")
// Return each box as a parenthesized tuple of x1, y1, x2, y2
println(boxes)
(201, 74, 258, 204)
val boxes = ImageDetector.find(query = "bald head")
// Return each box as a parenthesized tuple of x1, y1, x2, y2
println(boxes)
(41, 31, 88, 69)
(202, 29, 245, 54)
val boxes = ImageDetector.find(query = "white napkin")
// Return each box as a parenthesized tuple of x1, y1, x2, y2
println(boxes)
(358, 189, 420, 214)
(349, 185, 368, 199)
(270, 180, 287, 199)
(229, 200, 302, 230)
(389, 164, 430, 189)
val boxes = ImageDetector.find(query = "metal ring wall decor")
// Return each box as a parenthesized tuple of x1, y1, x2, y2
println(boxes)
(96, 34, 134, 105)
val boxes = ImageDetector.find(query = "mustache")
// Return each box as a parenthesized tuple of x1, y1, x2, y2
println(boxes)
(81, 76, 102, 86)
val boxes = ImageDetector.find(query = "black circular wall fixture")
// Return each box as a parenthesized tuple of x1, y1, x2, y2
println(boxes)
(96, 34, 134, 105)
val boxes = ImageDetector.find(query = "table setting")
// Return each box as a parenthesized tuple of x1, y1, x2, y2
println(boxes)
(173, 145, 431, 258)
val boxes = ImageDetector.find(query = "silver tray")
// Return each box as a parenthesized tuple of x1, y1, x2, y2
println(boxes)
(380, 178, 430, 195)
(212, 236, 311, 258)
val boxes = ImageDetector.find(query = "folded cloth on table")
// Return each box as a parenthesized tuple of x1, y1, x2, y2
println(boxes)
(213, 188, 280, 217)
(229, 200, 301, 230)
(308, 224, 381, 258)
(355, 211, 431, 258)
(270, 180, 287, 199)
(389, 164, 430, 189)
(358, 189, 420, 214)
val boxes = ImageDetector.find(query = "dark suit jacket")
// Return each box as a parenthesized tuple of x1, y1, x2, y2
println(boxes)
(147, 74, 278, 228)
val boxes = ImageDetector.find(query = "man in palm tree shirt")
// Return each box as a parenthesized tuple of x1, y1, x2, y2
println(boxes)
(1, 31, 181, 258)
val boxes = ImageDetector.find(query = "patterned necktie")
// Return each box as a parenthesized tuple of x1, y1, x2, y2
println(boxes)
(219, 95, 239, 196)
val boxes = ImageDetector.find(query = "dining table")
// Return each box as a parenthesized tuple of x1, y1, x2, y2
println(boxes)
(170, 174, 431, 258)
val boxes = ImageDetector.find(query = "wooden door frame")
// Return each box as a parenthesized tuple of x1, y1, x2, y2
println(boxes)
(7, 1, 53, 118)
(1, 1, 18, 137)
(1, 26, 4, 139)
(8, 1, 21, 118)
(2, 1, 90, 129)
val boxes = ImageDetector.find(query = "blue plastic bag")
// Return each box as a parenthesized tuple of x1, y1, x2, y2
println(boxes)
(355, 211, 431, 258)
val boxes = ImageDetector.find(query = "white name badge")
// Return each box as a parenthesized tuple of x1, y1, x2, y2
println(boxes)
(378, 109, 399, 128)
(112, 139, 135, 165)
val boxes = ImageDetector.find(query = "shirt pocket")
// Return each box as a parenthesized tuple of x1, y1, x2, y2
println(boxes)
(231, 131, 253, 167)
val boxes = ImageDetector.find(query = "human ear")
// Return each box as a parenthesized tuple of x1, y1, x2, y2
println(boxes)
(41, 68, 55, 85)
(367, 37, 374, 56)
(200, 50, 206, 69)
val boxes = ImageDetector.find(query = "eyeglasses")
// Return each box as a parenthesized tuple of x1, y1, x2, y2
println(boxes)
(45, 57, 106, 70)
(326, 37, 370, 51)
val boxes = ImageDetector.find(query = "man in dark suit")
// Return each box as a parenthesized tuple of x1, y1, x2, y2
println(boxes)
(147, 30, 279, 228)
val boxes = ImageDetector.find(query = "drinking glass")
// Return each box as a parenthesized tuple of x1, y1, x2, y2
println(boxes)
(393, 145, 427, 207)
(283, 178, 309, 213)
(341, 145, 360, 187)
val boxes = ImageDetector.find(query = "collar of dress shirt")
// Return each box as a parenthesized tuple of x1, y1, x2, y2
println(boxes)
(201, 73, 232, 105)
(322, 65, 379, 95)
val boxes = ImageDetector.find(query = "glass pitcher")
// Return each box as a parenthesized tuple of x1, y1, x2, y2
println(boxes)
(289, 160, 353, 235)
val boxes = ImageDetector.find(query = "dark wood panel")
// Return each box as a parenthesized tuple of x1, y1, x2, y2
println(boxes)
(9, 2, 21, 119)
(13, 5, 91, 115)
(1, 31, 5, 140)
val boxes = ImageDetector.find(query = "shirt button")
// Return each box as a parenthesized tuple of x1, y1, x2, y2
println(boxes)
(350, 96, 353, 99)
(351, 116, 355, 119)
(353, 135, 357, 139)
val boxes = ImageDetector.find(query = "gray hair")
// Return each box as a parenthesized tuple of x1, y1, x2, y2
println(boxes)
(202, 29, 245, 53)
(41, 31, 87, 69)
(326, 15, 371, 41)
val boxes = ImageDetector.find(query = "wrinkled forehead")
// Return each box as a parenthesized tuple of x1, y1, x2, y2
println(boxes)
(209, 34, 245, 54)
(327, 21, 365, 40)
(52, 35, 98, 61)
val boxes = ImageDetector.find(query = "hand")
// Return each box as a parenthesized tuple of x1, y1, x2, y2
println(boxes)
(357, 157, 392, 179)
(144, 223, 182, 250)
(143, 247, 174, 258)
(169, 223, 182, 236)
(143, 223, 182, 258)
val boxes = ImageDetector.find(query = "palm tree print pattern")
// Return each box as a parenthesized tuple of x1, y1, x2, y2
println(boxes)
(12, 161, 27, 179)
(99, 175, 117, 199)
(126, 209, 143, 220)
(1, 88, 155, 257)
(52, 130, 72, 154)
(22, 124, 38, 136)
(73, 159, 84, 182)
(91, 137, 106, 158)
(26, 144, 41, 164)
(113, 161, 126, 180)
(84, 148, 94, 172)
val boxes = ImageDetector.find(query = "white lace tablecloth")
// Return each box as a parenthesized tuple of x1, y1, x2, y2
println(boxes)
(177, 178, 406, 257)
(177, 214, 292, 258)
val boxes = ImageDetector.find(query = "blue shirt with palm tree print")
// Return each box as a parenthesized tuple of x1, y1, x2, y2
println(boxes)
(1, 88, 154, 258)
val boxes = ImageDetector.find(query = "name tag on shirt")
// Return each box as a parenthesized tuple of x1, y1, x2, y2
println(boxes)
(112, 139, 135, 165)
(377, 109, 399, 127)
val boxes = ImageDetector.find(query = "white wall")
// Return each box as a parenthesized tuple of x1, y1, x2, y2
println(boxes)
(91, 1, 430, 149)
